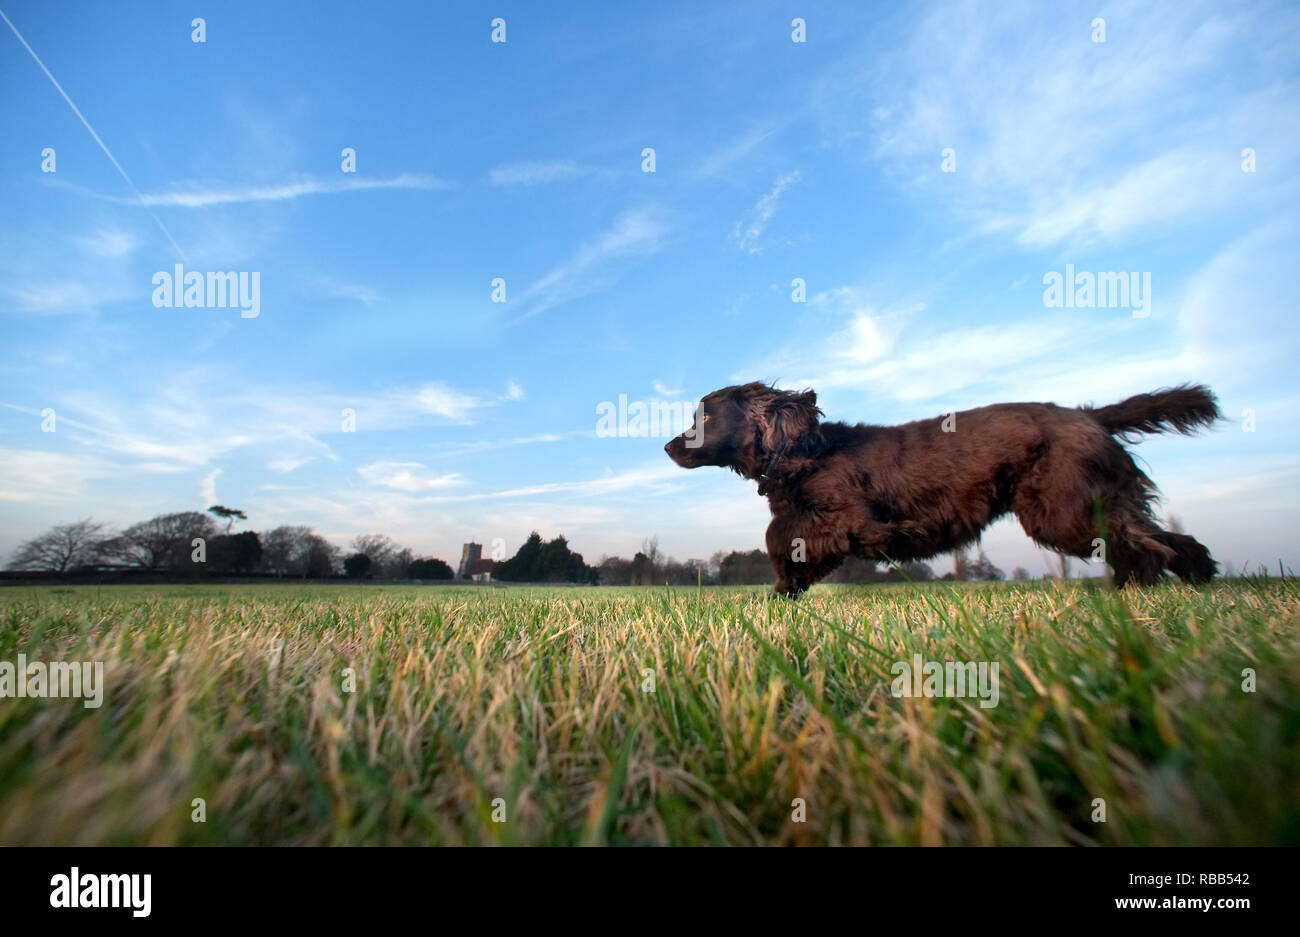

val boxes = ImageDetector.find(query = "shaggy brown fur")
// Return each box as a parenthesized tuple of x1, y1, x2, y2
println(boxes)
(665, 382, 1220, 596)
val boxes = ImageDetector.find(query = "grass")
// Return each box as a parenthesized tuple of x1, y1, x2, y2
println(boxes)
(0, 578, 1297, 845)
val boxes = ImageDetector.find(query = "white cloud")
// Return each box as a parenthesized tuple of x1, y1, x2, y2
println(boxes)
(269, 455, 315, 473)
(487, 160, 586, 186)
(732, 171, 800, 254)
(826, 0, 1300, 249)
(75, 227, 139, 259)
(652, 379, 683, 396)
(111, 173, 447, 209)
(0, 448, 114, 503)
(415, 383, 486, 422)
(5, 282, 113, 314)
(358, 462, 463, 492)
(693, 126, 777, 178)
(515, 206, 672, 319)
(312, 276, 380, 305)
(201, 469, 220, 505)
(1174, 218, 1298, 388)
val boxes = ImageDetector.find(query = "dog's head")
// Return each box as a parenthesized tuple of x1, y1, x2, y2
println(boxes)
(664, 382, 823, 478)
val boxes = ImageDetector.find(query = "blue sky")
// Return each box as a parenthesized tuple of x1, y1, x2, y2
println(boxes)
(1, 0, 1297, 576)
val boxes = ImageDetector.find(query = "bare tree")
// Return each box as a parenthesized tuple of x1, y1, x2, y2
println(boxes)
(7, 520, 109, 573)
(641, 535, 663, 582)
(351, 533, 393, 563)
(103, 512, 217, 569)
(299, 533, 340, 578)
(262, 526, 310, 577)
(388, 546, 414, 578)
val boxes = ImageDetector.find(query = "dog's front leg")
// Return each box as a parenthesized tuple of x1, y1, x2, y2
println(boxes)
(766, 516, 816, 598)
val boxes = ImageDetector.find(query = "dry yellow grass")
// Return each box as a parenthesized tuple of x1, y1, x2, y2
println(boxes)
(0, 578, 1296, 845)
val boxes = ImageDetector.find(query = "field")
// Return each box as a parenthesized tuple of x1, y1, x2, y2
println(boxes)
(0, 579, 1297, 846)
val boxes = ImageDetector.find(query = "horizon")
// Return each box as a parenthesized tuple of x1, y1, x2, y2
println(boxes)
(2, 0, 1298, 580)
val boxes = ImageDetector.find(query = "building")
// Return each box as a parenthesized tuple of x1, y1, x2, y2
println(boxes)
(456, 542, 482, 580)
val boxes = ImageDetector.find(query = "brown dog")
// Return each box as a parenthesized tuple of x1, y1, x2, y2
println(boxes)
(665, 382, 1220, 596)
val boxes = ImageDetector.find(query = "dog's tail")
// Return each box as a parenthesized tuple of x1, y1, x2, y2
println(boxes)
(1087, 384, 1221, 439)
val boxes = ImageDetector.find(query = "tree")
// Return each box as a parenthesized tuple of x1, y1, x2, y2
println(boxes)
(826, 558, 934, 583)
(640, 536, 663, 582)
(408, 557, 454, 579)
(261, 526, 308, 577)
(717, 549, 774, 584)
(595, 554, 633, 585)
(7, 520, 108, 574)
(259, 525, 337, 577)
(351, 534, 393, 566)
(496, 532, 544, 580)
(389, 546, 415, 579)
(494, 532, 592, 583)
(210, 531, 262, 574)
(966, 551, 1004, 581)
(299, 533, 340, 578)
(207, 505, 247, 533)
(104, 512, 217, 570)
(344, 552, 372, 578)
(899, 560, 935, 582)
(1011, 566, 1031, 581)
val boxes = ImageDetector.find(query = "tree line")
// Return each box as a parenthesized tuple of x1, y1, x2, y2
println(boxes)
(5, 510, 1025, 585)
(3, 509, 453, 581)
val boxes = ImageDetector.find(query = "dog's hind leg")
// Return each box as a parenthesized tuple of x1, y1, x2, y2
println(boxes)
(1105, 519, 1174, 586)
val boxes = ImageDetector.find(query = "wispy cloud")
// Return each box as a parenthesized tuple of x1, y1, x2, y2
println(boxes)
(201, 469, 220, 505)
(310, 275, 380, 305)
(268, 455, 316, 474)
(435, 430, 587, 459)
(514, 206, 672, 319)
(0, 448, 116, 503)
(100, 173, 447, 209)
(829, 1, 1300, 249)
(731, 171, 800, 254)
(5, 282, 124, 315)
(74, 227, 139, 259)
(416, 381, 523, 422)
(693, 126, 777, 178)
(416, 463, 683, 503)
(358, 462, 463, 492)
(487, 159, 587, 186)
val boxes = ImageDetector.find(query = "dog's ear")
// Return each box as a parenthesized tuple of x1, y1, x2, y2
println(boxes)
(759, 389, 822, 453)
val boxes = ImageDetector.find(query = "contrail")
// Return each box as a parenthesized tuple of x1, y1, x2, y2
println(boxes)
(0, 5, 187, 260)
